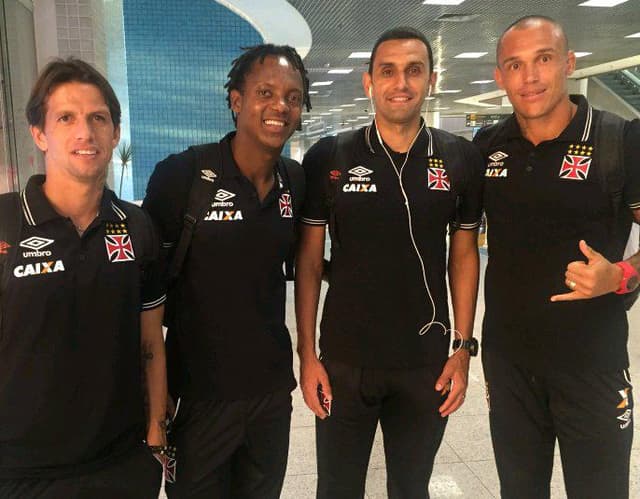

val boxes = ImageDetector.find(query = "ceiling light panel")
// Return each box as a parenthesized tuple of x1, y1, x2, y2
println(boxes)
(579, 0, 628, 6)
(454, 52, 488, 59)
(348, 52, 371, 59)
(423, 0, 465, 4)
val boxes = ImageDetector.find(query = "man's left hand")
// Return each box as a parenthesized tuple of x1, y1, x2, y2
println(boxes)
(147, 421, 168, 465)
(435, 349, 470, 417)
(550, 240, 622, 302)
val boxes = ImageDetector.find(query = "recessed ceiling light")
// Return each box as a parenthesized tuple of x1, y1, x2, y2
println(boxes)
(574, 52, 592, 58)
(357, 116, 369, 119)
(435, 13, 480, 22)
(423, 0, 465, 4)
(320, 112, 332, 116)
(348, 52, 371, 59)
(347, 119, 358, 122)
(454, 52, 488, 59)
(425, 96, 436, 100)
(340, 103, 356, 107)
(308, 90, 319, 94)
(328, 68, 354, 74)
(354, 97, 369, 101)
(312, 81, 333, 86)
(329, 109, 344, 112)
(625, 32, 640, 38)
(579, 0, 628, 6)
(470, 79, 494, 84)
(439, 89, 462, 93)
(433, 107, 451, 110)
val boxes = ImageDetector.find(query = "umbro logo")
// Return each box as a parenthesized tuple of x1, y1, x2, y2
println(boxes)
(200, 170, 217, 182)
(489, 151, 508, 162)
(214, 189, 236, 202)
(348, 166, 373, 178)
(20, 237, 54, 251)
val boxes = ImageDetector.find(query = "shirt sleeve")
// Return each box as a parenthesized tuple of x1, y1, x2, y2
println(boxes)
(300, 137, 335, 226)
(142, 150, 195, 251)
(140, 213, 167, 311)
(623, 119, 640, 210)
(451, 138, 485, 231)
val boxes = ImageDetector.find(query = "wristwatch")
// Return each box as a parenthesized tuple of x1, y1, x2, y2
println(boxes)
(615, 261, 640, 294)
(452, 337, 478, 356)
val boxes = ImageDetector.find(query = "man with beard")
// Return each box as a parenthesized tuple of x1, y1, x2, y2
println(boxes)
(296, 27, 484, 498)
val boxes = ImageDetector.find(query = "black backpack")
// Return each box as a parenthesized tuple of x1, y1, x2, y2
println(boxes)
(0, 193, 22, 309)
(321, 126, 470, 278)
(162, 143, 305, 400)
(594, 111, 638, 309)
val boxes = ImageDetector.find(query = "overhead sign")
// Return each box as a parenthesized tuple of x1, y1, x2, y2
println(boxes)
(466, 113, 508, 127)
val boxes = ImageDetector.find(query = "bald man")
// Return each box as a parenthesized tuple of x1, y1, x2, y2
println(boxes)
(473, 15, 639, 499)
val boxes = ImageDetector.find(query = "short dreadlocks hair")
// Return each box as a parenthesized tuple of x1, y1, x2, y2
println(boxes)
(224, 44, 311, 125)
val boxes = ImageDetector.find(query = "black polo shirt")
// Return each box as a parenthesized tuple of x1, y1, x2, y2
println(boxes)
(0, 175, 165, 479)
(143, 133, 298, 401)
(474, 95, 640, 372)
(302, 122, 484, 368)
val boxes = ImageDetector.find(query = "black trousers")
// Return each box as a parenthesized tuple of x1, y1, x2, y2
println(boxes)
(0, 444, 162, 499)
(316, 358, 448, 499)
(165, 389, 292, 499)
(483, 349, 634, 499)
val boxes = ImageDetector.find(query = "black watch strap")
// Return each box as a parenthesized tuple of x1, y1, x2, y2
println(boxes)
(452, 337, 478, 356)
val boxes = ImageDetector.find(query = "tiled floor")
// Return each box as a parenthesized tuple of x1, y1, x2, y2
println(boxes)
(160, 253, 640, 498)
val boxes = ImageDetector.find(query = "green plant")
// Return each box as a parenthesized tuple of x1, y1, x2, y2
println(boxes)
(116, 142, 133, 198)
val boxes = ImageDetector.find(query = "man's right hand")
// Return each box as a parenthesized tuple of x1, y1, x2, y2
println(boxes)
(300, 355, 332, 419)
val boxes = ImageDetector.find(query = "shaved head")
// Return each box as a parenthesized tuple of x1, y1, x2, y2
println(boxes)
(497, 16, 568, 66)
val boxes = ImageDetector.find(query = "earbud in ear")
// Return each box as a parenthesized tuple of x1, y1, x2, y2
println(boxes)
(369, 85, 373, 98)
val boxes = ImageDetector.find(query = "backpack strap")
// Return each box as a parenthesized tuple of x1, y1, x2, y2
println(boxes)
(594, 110, 627, 219)
(280, 157, 305, 281)
(0, 192, 23, 301)
(114, 197, 156, 279)
(326, 130, 360, 249)
(167, 143, 221, 282)
(428, 127, 469, 232)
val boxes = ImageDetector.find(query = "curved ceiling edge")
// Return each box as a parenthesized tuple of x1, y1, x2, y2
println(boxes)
(215, 0, 312, 59)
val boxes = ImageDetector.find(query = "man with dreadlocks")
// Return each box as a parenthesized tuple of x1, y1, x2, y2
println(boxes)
(143, 44, 311, 498)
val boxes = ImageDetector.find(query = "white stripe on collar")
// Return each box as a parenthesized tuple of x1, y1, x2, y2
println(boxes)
(425, 126, 434, 157)
(20, 189, 36, 226)
(110, 201, 127, 221)
(581, 105, 593, 142)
